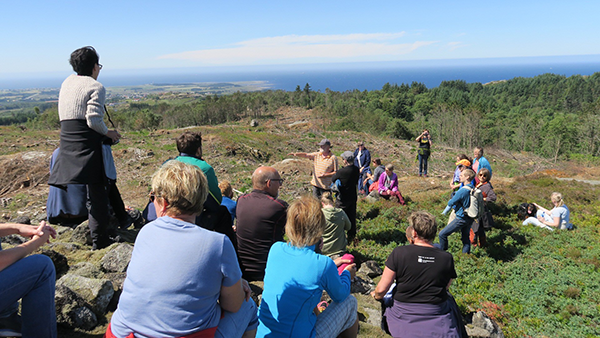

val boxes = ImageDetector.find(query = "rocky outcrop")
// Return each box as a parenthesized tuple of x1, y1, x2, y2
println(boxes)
(466, 311, 505, 338)
(56, 274, 114, 316)
(55, 284, 98, 330)
(101, 243, 133, 273)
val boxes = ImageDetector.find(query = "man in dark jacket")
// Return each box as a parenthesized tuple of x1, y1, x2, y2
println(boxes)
(353, 141, 371, 194)
(332, 151, 360, 241)
(236, 166, 288, 281)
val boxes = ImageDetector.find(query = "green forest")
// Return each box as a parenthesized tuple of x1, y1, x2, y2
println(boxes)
(23, 72, 600, 160)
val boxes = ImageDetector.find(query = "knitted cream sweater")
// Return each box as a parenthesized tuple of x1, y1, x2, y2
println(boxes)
(58, 74, 108, 135)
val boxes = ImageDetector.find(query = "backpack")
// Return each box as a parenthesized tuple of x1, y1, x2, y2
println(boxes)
(462, 186, 484, 219)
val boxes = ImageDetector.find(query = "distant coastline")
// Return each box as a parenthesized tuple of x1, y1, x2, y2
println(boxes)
(1, 55, 599, 92)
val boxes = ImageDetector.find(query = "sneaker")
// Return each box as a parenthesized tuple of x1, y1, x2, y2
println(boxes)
(0, 312, 22, 337)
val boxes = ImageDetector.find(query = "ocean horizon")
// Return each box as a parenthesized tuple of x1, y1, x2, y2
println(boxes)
(2, 56, 600, 92)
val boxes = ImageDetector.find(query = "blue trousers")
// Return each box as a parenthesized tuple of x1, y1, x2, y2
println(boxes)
(418, 154, 429, 175)
(438, 217, 474, 254)
(0, 254, 57, 338)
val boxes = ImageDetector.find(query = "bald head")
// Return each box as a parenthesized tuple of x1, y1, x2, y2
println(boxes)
(252, 166, 282, 197)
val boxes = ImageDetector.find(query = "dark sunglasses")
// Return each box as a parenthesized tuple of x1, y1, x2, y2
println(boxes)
(268, 178, 285, 184)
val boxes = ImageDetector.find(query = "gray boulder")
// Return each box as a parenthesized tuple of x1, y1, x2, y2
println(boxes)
(69, 262, 102, 279)
(71, 221, 92, 245)
(40, 249, 69, 276)
(466, 311, 505, 338)
(351, 275, 375, 294)
(55, 284, 98, 330)
(358, 260, 383, 278)
(101, 243, 133, 273)
(56, 274, 114, 315)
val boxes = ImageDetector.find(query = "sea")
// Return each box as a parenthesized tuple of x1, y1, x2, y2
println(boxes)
(2, 55, 600, 92)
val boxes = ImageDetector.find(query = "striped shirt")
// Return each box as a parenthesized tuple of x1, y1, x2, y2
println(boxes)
(309, 152, 339, 189)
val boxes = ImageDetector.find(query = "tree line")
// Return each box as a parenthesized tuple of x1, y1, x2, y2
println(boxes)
(24, 72, 600, 160)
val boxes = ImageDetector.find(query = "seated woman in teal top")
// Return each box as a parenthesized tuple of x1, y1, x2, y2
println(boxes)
(257, 196, 359, 338)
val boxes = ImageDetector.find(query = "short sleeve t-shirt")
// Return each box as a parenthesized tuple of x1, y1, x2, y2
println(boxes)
(551, 205, 571, 229)
(385, 245, 457, 304)
(110, 216, 241, 337)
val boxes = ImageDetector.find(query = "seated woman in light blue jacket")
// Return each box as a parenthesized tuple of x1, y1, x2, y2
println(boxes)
(523, 192, 573, 230)
(257, 195, 358, 338)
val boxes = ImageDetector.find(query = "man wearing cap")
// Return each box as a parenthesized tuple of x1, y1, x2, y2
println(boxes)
(331, 151, 360, 240)
(290, 139, 339, 199)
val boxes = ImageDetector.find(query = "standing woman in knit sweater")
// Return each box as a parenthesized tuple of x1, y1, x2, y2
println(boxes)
(48, 46, 121, 250)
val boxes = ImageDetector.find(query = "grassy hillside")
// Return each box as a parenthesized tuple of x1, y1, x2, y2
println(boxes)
(1, 108, 599, 337)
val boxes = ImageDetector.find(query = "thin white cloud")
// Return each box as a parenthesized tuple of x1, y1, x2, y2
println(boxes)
(158, 33, 438, 65)
(447, 41, 468, 51)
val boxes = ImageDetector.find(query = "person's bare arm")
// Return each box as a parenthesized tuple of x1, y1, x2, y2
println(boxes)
(219, 279, 245, 313)
(0, 222, 56, 272)
(289, 152, 314, 160)
(371, 267, 395, 300)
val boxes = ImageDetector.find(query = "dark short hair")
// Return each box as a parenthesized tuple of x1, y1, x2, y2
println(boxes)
(176, 131, 202, 155)
(69, 46, 99, 76)
(373, 158, 382, 166)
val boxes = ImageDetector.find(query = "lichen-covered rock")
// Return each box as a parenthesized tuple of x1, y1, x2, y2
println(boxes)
(104, 272, 127, 290)
(56, 274, 114, 315)
(12, 215, 30, 224)
(71, 221, 92, 245)
(101, 243, 133, 273)
(40, 249, 69, 276)
(55, 284, 98, 330)
(358, 260, 383, 278)
(70, 262, 102, 279)
(0, 234, 25, 245)
(54, 225, 74, 236)
(351, 275, 375, 294)
(47, 242, 81, 252)
(468, 311, 504, 338)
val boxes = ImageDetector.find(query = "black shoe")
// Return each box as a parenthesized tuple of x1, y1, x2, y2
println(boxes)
(118, 215, 133, 229)
(92, 236, 116, 250)
(0, 312, 22, 337)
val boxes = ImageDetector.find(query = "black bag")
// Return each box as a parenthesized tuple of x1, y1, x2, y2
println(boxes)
(481, 209, 495, 230)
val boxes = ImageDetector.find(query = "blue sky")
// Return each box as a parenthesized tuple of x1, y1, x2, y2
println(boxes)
(1, 0, 600, 77)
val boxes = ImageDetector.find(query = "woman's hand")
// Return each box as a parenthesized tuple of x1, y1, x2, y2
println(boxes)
(106, 130, 121, 143)
(333, 257, 352, 267)
(344, 263, 357, 280)
(19, 221, 56, 243)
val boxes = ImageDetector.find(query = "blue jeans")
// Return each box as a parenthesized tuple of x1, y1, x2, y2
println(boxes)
(0, 254, 57, 338)
(215, 298, 258, 337)
(418, 154, 429, 175)
(438, 217, 474, 254)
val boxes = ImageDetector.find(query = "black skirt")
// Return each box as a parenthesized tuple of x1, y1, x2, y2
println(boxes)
(48, 120, 105, 188)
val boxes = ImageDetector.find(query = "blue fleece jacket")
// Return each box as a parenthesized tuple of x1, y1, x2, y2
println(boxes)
(447, 183, 474, 219)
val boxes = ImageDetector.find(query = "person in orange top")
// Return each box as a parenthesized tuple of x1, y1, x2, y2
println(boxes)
(290, 138, 339, 198)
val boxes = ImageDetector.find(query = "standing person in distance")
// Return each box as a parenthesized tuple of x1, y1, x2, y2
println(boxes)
(353, 141, 371, 195)
(472, 147, 492, 184)
(48, 46, 121, 250)
(438, 169, 477, 254)
(289, 139, 339, 199)
(415, 129, 432, 177)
